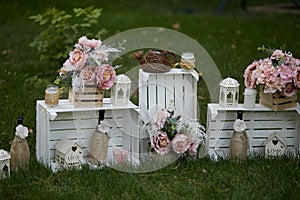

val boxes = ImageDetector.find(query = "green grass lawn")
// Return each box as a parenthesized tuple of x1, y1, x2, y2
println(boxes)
(0, 0, 300, 199)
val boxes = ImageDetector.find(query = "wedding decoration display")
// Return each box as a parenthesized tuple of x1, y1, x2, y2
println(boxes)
(10, 116, 30, 172)
(111, 74, 131, 106)
(55, 36, 123, 107)
(219, 77, 240, 108)
(244, 47, 300, 110)
(145, 101, 206, 158)
(0, 149, 10, 179)
(55, 137, 84, 168)
(264, 133, 287, 157)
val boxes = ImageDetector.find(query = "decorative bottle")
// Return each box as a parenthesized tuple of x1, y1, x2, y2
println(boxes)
(229, 111, 249, 161)
(89, 111, 109, 164)
(10, 116, 30, 172)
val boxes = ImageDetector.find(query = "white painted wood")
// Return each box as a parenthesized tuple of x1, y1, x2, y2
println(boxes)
(36, 99, 140, 168)
(138, 69, 199, 120)
(206, 103, 300, 158)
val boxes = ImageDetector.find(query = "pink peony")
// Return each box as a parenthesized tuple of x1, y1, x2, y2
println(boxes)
(68, 49, 88, 70)
(80, 66, 96, 84)
(151, 109, 170, 131)
(188, 138, 201, 157)
(95, 64, 116, 90)
(78, 36, 102, 50)
(171, 133, 192, 154)
(153, 131, 170, 155)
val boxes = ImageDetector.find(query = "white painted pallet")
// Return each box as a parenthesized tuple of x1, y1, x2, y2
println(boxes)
(206, 103, 300, 158)
(138, 69, 199, 121)
(36, 99, 140, 167)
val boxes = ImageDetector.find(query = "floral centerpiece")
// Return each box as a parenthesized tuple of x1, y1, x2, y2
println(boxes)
(244, 47, 300, 97)
(55, 36, 123, 92)
(145, 101, 206, 158)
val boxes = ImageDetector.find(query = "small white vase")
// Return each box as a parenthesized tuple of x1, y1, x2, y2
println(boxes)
(243, 88, 257, 109)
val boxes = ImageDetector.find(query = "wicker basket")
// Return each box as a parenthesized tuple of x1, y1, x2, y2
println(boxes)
(134, 49, 179, 73)
(259, 90, 297, 111)
(69, 85, 103, 107)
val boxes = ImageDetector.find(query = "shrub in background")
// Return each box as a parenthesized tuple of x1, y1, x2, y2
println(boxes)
(29, 6, 106, 69)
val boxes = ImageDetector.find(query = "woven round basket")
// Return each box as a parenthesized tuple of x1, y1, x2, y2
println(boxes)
(134, 49, 179, 73)
(229, 131, 249, 161)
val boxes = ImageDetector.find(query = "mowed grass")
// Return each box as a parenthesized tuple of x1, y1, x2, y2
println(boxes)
(0, 0, 300, 199)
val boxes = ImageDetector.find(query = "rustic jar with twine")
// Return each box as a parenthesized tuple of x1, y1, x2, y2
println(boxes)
(229, 111, 249, 161)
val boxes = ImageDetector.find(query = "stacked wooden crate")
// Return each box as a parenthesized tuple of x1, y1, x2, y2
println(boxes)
(206, 103, 300, 158)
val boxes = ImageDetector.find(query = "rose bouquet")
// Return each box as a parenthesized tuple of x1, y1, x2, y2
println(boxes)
(145, 102, 206, 158)
(55, 36, 123, 92)
(244, 47, 300, 97)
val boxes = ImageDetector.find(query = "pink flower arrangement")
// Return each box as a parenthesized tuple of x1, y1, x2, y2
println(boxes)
(146, 102, 206, 158)
(56, 36, 122, 91)
(244, 48, 300, 97)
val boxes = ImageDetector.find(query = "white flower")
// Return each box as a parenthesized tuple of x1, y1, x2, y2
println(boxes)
(15, 124, 29, 139)
(233, 119, 246, 132)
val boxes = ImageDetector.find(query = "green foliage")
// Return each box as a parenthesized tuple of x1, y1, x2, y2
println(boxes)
(29, 6, 107, 68)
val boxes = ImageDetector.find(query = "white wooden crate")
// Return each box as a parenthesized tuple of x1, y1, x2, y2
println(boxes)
(138, 69, 199, 121)
(206, 103, 300, 158)
(36, 99, 140, 167)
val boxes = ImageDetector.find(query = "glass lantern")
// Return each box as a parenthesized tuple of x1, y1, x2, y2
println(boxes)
(111, 74, 132, 105)
(0, 149, 10, 179)
(219, 77, 240, 108)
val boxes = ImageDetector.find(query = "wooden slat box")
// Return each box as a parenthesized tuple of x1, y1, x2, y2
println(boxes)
(36, 99, 140, 167)
(206, 103, 300, 158)
(138, 69, 200, 155)
(138, 69, 199, 121)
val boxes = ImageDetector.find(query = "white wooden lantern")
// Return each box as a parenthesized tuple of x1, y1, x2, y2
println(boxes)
(264, 133, 287, 157)
(55, 138, 84, 168)
(111, 74, 131, 105)
(0, 149, 10, 179)
(219, 77, 239, 108)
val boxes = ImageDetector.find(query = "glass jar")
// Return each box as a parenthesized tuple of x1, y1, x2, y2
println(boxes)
(45, 85, 60, 106)
(180, 52, 195, 70)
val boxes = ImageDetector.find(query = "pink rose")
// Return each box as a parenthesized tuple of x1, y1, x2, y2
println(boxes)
(80, 66, 96, 84)
(153, 131, 170, 155)
(171, 133, 191, 154)
(95, 65, 116, 90)
(78, 36, 102, 50)
(69, 49, 88, 70)
(151, 109, 170, 131)
(60, 59, 76, 73)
